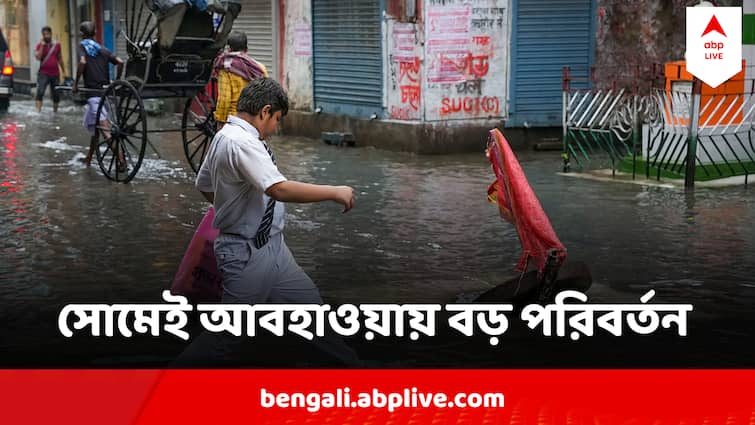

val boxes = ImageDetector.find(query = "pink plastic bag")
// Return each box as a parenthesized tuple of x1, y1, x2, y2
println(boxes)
(170, 207, 222, 303)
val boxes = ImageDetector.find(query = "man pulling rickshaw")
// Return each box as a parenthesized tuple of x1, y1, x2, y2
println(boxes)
(72, 21, 124, 168)
(62, 0, 242, 182)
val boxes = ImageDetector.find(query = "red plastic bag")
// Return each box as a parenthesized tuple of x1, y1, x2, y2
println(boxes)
(170, 207, 222, 303)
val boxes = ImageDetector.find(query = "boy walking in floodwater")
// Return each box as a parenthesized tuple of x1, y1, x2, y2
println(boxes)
(176, 78, 359, 365)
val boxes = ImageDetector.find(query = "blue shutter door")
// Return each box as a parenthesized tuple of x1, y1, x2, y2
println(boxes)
(509, 0, 594, 127)
(312, 0, 383, 118)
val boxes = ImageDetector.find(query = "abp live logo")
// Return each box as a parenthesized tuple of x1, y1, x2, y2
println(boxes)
(686, 7, 742, 88)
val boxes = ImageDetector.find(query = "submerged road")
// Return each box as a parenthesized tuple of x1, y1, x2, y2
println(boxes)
(1, 99, 754, 366)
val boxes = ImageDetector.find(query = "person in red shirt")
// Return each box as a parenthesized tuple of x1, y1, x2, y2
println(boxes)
(34, 26, 67, 113)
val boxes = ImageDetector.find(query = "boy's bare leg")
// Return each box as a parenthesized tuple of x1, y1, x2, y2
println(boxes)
(35, 100, 42, 112)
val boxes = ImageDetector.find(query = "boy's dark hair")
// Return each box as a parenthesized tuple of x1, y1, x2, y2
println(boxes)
(237, 78, 289, 117)
(227, 31, 247, 52)
(42, 26, 52, 34)
(79, 21, 95, 38)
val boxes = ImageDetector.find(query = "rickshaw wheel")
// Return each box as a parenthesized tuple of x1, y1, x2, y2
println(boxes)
(94, 80, 147, 183)
(182, 83, 217, 173)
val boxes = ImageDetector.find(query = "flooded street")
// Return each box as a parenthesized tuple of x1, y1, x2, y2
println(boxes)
(1, 98, 755, 366)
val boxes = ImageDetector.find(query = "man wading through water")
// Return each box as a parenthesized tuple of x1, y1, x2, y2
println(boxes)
(176, 78, 360, 366)
(35, 26, 67, 113)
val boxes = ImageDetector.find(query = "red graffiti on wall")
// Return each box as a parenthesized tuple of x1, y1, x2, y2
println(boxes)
(400, 85, 421, 111)
(440, 96, 500, 116)
(395, 56, 421, 113)
(440, 53, 490, 80)
(399, 57, 421, 83)
(390, 106, 413, 120)
(471, 36, 491, 47)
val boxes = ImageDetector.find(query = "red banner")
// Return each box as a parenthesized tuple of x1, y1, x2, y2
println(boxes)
(2, 370, 754, 424)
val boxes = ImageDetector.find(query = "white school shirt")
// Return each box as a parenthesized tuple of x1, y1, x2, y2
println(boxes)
(195, 115, 287, 239)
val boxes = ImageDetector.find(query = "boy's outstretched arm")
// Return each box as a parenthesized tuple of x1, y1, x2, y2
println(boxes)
(266, 181, 355, 212)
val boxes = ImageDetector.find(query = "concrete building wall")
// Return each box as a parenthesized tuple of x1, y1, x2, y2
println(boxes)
(279, 0, 509, 152)
(29, 0, 48, 80)
(47, 0, 71, 75)
(282, 0, 509, 122)
(422, 0, 509, 122)
(383, 0, 510, 122)
(384, 11, 423, 120)
(280, 0, 314, 111)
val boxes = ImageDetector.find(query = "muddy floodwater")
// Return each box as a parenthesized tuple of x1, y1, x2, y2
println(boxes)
(1, 99, 754, 366)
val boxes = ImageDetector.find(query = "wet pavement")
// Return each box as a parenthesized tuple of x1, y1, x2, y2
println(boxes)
(1, 98, 755, 366)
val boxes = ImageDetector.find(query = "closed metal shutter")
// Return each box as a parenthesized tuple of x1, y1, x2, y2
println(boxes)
(509, 0, 594, 127)
(313, 0, 383, 117)
(235, 0, 276, 80)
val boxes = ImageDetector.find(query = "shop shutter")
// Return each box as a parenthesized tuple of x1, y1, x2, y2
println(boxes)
(509, 0, 594, 127)
(235, 0, 276, 80)
(313, 0, 383, 117)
